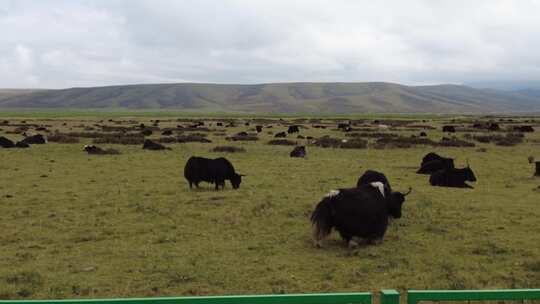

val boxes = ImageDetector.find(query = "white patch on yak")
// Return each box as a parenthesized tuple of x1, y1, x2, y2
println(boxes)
(369, 182, 385, 197)
(341, 139, 348, 143)
(324, 189, 340, 198)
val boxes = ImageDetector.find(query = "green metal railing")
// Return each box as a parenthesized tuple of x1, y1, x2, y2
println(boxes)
(407, 289, 540, 304)
(2, 289, 540, 304)
(0, 292, 373, 304)
(379, 289, 540, 304)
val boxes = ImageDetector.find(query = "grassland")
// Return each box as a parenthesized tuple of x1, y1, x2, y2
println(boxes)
(0, 115, 539, 299)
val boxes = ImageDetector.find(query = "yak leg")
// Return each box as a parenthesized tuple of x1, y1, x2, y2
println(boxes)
(338, 231, 352, 247)
(367, 238, 384, 245)
(215, 179, 224, 190)
(188, 181, 193, 189)
(348, 239, 360, 249)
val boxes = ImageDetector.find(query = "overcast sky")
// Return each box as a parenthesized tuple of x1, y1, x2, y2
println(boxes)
(1, 0, 540, 89)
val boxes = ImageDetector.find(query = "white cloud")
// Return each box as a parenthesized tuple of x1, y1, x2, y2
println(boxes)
(0, 0, 539, 88)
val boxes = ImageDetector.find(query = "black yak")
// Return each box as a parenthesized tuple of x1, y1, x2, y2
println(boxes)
(15, 141, 29, 148)
(311, 184, 411, 247)
(287, 125, 300, 134)
(84, 145, 120, 155)
(429, 165, 477, 188)
(417, 152, 454, 174)
(488, 123, 500, 131)
(290, 146, 306, 158)
(0, 136, 15, 148)
(442, 125, 456, 133)
(356, 170, 392, 193)
(21, 134, 46, 144)
(514, 125, 534, 132)
(275, 132, 287, 138)
(184, 156, 244, 190)
(255, 125, 263, 133)
(161, 129, 173, 136)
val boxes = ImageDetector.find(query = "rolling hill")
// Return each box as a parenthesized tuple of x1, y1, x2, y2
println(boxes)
(1, 82, 540, 113)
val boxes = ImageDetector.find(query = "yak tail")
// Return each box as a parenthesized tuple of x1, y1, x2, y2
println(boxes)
(310, 195, 335, 247)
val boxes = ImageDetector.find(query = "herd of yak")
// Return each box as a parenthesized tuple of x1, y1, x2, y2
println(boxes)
(181, 149, 476, 248)
(1, 118, 537, 250)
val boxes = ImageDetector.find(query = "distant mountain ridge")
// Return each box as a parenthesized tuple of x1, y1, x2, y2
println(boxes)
(1, 82, 540, 113)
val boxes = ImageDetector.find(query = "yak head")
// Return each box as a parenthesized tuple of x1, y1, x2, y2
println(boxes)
(463, 160, 477, 182)
(230, 173, 245, 189)
(388, 187, 412, 218)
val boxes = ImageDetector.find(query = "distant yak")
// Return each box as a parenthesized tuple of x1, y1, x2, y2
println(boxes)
(442, 125, 456, 133)
(290, 146, 306, 158)
(287, 125, 300, 134)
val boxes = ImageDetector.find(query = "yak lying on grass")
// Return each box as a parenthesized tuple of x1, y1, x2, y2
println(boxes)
(143, 139, 170, 150)
(311, 183, 411, 248)
(290, 146, 306, 158)
(21, 134, 46, 145)
(1, 136, 30, 148)
(356, 170, 392, 194)
(84, 145, 120, 155)
(184, 156, 244, 190)
(0, 136, 15, 148)
(429, 165, 477, 188)
(442, 125, 456, 133)
(417, 152, 455, 174)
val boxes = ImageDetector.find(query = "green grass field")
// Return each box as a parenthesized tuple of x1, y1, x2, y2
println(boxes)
(0, 115, 539, 299)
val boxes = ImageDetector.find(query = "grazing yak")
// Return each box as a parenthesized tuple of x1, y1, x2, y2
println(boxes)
(290, 146, 306, 158)
(429, 164, 477, 188)
(311, 183, 412, 247)
(442, 125, 456, 133)
(356, 170, 392, 193)
(287, 125, 300, 134)
(275, 132, 287, 138)
(417, 152, 454, 174)
(255, 125, 263, 133)
(184, 156, 244, 190)
(419, 132, 427, 137)
(142, 139, 170, 150)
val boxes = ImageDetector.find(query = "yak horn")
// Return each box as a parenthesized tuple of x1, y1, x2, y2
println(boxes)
(403, 187, 413, 196)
